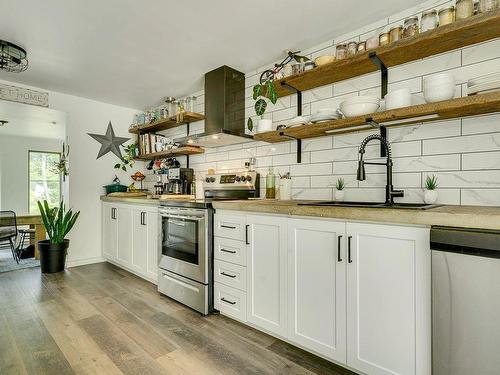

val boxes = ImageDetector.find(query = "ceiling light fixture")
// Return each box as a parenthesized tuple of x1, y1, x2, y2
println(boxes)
(0, 120, 8, 126)
(0, 40, 28, 72)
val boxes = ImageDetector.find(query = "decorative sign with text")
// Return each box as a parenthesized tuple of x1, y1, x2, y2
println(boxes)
(0, 83, 49, 107)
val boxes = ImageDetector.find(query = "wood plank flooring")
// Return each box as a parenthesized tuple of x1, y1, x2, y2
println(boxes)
(0, 262, 358, 375)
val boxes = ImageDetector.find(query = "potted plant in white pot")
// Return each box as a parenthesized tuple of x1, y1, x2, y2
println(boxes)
(424, 175, 438, 204)
(37, 200, 80, 273)
(335, 178, 346, 201)
(248, 77, 277, 134)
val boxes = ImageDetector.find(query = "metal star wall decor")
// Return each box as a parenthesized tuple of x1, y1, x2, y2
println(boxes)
(88, 121, 130, 160)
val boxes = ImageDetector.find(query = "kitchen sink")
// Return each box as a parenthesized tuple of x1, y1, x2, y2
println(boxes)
(298, 201, 441, 210)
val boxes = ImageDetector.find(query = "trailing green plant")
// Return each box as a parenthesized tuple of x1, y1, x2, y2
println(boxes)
(37, 200, 80, 244)
(425, 175, 438, 190)
(114, 143, 138, 171)
(335, 178, 345, 191)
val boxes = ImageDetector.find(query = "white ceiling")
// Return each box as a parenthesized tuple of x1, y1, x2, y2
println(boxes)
(0, 0, 421, 109)
(0, 100, 66, 139)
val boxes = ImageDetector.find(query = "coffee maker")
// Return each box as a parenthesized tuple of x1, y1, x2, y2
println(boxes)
(166, 168, 194, 195)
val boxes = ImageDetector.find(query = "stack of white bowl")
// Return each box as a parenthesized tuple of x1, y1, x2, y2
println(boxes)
(310, 108, 341, 123)
(423, 73, 455, 103)
(339, 96, 380, 118)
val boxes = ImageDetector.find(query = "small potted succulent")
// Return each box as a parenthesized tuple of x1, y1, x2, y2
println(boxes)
(335, 178, 346, 201)
(424, 175, 438, 204)
(37, 200, 80, 273)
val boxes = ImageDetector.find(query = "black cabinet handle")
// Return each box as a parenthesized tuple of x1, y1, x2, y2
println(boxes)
(141, 212, 147, 226)
(337, 235, 343, 262)
(221, 272, 236, 278)
(348, 236, 353, 263)
(220, 248, 237, 254)
(245, 225, 250, 245)
(221, 224, 236, 229)
(111, 208, 116, 220)
(221, 297, 236, 305)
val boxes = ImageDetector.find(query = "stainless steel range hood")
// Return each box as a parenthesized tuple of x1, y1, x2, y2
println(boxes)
(179, 66, 253, 147)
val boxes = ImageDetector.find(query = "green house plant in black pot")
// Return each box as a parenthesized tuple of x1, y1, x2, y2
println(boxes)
(37, 200, 80, 273)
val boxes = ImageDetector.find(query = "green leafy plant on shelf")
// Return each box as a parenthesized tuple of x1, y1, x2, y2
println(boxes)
(37, 200, 80, 244)
(247, 78, 278, 132)
(335, 177, 345, 191)
(114, 143, 138, 171)
(424, 175, 438, 190)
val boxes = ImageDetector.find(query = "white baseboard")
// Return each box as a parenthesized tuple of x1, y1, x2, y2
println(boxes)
(66, 256, 106, 268)
(105, 258, 158, 285)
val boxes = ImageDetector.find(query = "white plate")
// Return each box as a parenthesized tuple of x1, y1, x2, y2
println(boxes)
(310, 115, 340, 123)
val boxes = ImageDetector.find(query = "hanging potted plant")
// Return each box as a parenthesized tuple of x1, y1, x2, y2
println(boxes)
(247, 51, 310, 134)
(424, 175, 438, 204)
(335, 178, 346, 201)
(37, 200, 80, 273)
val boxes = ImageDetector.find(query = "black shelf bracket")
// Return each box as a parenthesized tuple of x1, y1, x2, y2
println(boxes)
(186, 122, 190, 168)
(368, 51, 388, 98)
(366, 117, 387, 157)
(279, 132, 302, 163)
(281, 81, 303, 163)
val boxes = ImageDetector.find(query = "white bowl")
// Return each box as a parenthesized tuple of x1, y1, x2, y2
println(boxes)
(339, 101, 380, 117)
(384, 88, 412, 110)
(343, 95, 380, 104)
(424, 86, 455, 103)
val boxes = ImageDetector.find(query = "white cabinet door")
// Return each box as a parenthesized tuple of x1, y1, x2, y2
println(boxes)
(116, 206, 132, 266)
(346, 222, 431, 375)
(288, 218, 347, 363)
(131, 207, 159, 281)
(102, 203, 117, 260)
(246, 214, 287, 337)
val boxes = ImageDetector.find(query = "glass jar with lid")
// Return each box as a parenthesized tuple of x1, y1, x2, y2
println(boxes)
(438, 6, 455, 26)
(165, 97, 176, 118)
(421, 9, 438, 32)
(389, 26, 403, 43)
(185, 96, 197, 113)
(456, 0, 474, 19)
(403, 16, 419, 38)
(347, 41, 358, 57)
(379, 32, 390, 46)
(336, 44, 348, 60)
(357, 41, 367, 53)
(479, 0, 498, 13)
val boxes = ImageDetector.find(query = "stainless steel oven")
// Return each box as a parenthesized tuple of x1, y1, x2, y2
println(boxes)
(158, 205, 213, 315)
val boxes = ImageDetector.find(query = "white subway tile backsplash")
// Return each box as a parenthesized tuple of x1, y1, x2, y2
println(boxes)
(462, 38, 500, 66)
(291, 163, 333, 176)
(431, 171, 500, 188)
(462, 151, 500, 170)
(462, 114, 500, 135)
(292, 188, 332, 200)
(423, 133, 500, 155)
(393, 154, 460, 172)
(461, 189, 500, 206)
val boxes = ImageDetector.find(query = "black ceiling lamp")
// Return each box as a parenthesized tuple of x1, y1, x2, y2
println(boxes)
(0, 40, 28, 72)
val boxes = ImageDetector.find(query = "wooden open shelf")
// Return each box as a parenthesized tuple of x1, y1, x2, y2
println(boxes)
(129, 112, 205, 134)
(254, 91, 500, 143)
(273, 9, 500, 98)
(134, 146, 204, 160)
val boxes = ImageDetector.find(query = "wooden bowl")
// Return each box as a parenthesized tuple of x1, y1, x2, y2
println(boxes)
(314, 55, 336, 67)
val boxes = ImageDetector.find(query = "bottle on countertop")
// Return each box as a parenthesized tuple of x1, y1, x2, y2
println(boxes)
(266, 167, 276, 199)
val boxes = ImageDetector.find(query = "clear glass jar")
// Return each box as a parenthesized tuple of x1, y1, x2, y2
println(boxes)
(185, 96, 197, 112)
(403, 16, 419, 38)
(347, 41, 358, 57)
(389, 26, 403, 43)
(336, 44, 348, 59)
(379, 32, 390, 46)
(165, 97, 176, 118)
(456, 0, 474, 19)
(265, 167, 276, 199)
(366, 36, 379, 49)
(357, 41, 366, 53)
(479, 0, 498, 12)
(438, 6, 455, 26)
(421, 9, 438, 32)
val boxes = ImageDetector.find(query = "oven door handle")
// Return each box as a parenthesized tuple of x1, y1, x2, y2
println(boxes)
(161, 214, 204, 222)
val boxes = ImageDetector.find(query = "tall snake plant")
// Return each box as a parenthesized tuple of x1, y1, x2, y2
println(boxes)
(37, 200, 80, 244)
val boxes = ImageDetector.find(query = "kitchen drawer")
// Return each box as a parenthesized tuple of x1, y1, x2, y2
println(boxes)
(214, 213, 247, 241)
(214, 237, 247, 266)
(214, 282, 247, 322)
(214, 259, 247, 291)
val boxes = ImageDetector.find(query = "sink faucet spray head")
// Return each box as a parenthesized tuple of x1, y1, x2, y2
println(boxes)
(357, 158, 366, 181)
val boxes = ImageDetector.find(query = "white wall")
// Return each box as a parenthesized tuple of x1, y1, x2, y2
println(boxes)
(0, 79, 139, 266)
(154, 0, 500, 206)
(0, 135, 61, 215)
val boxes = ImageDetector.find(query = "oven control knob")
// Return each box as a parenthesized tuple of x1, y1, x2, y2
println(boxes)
(205, 177, 210, 183)
(235, 176, 241, 182)
(245, 176, 252, 182)
(209, 177, 216, 183)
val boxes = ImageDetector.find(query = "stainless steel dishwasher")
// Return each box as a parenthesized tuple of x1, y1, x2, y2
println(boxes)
(431, 226, 500, 375)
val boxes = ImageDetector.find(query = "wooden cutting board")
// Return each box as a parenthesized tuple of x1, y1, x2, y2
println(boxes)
(107, 192, 148, 197)
(160, 194, 195, 200)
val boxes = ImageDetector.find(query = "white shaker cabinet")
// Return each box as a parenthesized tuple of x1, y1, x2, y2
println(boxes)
(287, 218, 347, 363)
(246, 214, 288, 337)
(131, 207, 159, 282)
(346, 222, 431, 375)
(102, 203, 118, 260)
(116, 206, 133, 265)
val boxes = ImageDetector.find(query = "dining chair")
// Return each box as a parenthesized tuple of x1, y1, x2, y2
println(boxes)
(0, 211, 19, 263)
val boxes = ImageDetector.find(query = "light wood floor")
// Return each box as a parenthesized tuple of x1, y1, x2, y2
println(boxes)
(0, 262, 357, 375)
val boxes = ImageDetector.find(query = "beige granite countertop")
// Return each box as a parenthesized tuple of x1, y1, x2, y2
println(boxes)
(212, 199, 500, 230)
(100, 195, 161, 206)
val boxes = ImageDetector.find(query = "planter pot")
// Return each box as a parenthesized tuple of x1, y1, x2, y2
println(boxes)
(335, 189, 345, 201)
(38, 239, 69, 273)
(257, 119, 273, 133)
(424, 190, 438, 204)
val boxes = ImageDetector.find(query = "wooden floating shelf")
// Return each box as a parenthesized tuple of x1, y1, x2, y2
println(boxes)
(273, 9, 500, 98)
(129, 112, 205, 134)
(134, 146, 204, 160)
(253, 91, 500, 143)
